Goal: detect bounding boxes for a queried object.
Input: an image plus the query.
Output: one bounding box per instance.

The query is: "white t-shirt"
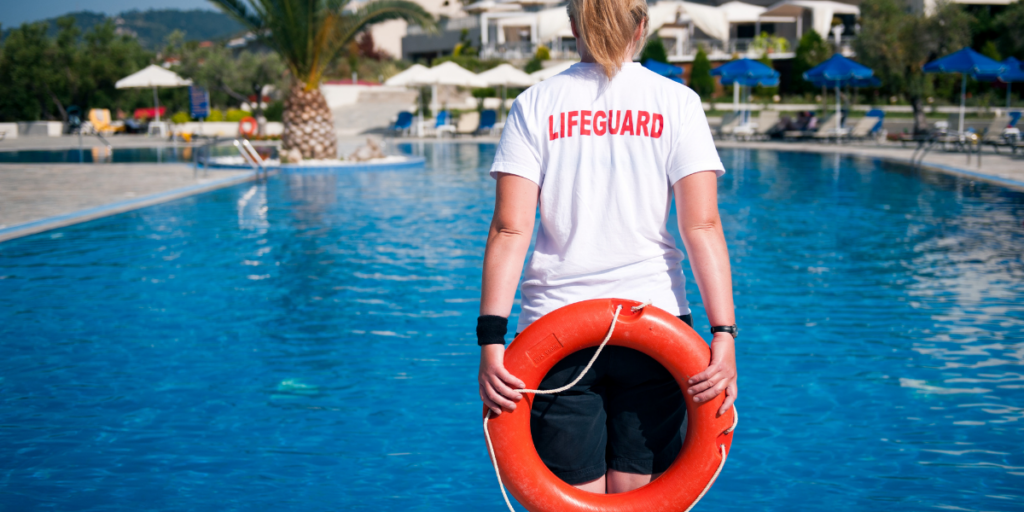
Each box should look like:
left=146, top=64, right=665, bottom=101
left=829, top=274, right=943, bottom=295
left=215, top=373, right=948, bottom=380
left=490, top=62, right=725, bottom=332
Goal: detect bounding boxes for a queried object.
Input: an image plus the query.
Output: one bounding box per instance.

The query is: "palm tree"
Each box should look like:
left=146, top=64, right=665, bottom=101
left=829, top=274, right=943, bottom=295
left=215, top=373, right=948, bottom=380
left=210, top=0, right=436, bottom=159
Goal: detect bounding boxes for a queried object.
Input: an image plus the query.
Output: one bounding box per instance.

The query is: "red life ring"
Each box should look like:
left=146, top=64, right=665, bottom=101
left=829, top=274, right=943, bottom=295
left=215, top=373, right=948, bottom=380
left=238, top=116, right=258, bottom=137
left=484, top=298, right=736, bottom=512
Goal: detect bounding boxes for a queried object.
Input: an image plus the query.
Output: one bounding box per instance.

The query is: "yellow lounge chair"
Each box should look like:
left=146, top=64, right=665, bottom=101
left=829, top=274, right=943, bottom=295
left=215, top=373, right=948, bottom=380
left=88, top=109, right=121, bottom=134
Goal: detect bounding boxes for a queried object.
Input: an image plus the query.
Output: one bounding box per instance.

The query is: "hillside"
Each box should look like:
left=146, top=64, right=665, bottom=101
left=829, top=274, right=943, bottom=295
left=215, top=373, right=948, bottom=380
left=1, top=9, right=245, bottom=49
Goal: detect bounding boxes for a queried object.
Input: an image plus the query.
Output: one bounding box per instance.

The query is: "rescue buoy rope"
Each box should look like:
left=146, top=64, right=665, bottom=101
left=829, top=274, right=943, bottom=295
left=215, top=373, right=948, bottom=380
left=483, top=301, right=737, bottom=512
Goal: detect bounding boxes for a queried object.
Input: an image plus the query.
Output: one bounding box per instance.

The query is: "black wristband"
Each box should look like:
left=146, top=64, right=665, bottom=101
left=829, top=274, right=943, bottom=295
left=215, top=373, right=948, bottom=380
left=477, top=315, right=508, bottom=346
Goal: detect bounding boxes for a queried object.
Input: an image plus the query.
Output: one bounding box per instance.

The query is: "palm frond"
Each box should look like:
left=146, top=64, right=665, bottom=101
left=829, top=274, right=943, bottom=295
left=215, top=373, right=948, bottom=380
left=339, top=0, right=438, bottom=42
left=207, top=0, right=264, bottom=31
left=208, top=0, right=437, bottom=87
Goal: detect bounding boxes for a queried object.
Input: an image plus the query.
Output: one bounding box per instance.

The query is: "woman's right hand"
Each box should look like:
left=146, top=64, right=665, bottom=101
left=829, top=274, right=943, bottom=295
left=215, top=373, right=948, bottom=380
left=478, top=344, right=525, bottom=417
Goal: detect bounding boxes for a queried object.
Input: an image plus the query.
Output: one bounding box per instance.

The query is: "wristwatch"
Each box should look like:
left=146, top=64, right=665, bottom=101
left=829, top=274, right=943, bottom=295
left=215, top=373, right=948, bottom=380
left=710, top=325, right=739, bottom=339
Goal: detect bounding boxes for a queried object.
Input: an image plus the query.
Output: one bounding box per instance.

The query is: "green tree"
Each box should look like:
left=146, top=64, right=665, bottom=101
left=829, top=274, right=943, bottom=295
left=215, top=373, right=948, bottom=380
left=753, top=52, right=778, bottom=99
left=854, top=0, right=972, bottom=134
left=163, top=31, right=286, bottom=133
left=210, top=0, right=437, bottom=159
left=993, top=1, right=1024, bottom=60
left=792, top=30, right=830, bottom=95
left=0, top=22, right=63, bottom=122
left=524, top=45, right=550, bottom=74
left=640, top=35, right=668, bottom=64
left=689, top=46, right=714, bottom=98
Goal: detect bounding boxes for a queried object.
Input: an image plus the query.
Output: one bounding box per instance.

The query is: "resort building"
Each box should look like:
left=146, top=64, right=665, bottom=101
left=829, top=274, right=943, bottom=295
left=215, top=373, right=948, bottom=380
left=375, top=0, right=1013, bottom=65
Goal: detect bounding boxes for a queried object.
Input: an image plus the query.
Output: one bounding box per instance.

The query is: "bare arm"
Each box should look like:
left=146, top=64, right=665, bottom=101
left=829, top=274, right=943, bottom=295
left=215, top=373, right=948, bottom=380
left=477, top=173, right=538, bottom=416
left=673, top=171, right=737, bottom=416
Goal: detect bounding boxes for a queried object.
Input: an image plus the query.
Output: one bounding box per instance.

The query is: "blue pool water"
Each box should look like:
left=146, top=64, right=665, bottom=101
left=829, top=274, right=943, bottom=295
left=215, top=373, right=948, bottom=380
left=1, top=145, right=1022, bottom=511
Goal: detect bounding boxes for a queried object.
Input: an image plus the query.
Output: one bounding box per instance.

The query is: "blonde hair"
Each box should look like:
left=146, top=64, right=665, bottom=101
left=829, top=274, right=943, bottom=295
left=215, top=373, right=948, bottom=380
left=568, top=0, right=649, bottom=79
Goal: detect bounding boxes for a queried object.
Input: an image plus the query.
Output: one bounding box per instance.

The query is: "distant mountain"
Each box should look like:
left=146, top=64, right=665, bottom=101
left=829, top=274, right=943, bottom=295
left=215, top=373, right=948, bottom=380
left=1, top=9, right=246, bottom=50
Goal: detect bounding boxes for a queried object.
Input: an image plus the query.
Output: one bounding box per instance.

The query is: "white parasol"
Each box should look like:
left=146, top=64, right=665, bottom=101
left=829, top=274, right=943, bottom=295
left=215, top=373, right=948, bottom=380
left=529, top=61, right=576, bottom=82
left=115, top=64, right=193, bottom=123
left=478, top=64, right=537, bottom=121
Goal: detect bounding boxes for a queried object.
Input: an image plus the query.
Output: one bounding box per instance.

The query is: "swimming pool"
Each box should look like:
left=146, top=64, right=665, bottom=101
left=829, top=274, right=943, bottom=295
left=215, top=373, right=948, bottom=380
left=1, top=145, right=1022, bottom=511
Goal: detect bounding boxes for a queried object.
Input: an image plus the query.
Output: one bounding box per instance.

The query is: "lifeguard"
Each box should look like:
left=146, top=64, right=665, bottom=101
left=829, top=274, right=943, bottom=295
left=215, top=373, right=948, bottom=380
left=475, top=0, right=739, bottom=503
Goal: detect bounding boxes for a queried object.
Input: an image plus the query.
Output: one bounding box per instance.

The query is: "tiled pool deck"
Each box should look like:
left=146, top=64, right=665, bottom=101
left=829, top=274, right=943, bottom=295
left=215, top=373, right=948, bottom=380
left=1, top=135, right=1020, bottom=244
left=0, top=163, right=254, bottom=242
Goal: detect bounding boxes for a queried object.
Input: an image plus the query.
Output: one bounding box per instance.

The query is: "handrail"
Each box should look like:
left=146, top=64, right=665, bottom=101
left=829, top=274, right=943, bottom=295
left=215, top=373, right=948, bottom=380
left=94, top=132, right=112, bottom=150
left=192, top=137, right=276, bottom=179
left=240, top=139, right=265, bottom=171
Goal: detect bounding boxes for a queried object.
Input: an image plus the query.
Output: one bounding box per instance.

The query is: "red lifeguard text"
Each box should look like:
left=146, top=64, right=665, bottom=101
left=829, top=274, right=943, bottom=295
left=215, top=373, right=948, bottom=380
left=549, top=110, right=663, bottom=140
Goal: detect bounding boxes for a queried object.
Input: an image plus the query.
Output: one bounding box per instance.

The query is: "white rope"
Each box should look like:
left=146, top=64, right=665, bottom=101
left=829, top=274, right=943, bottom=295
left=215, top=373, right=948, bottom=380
left=482, top=301, right=736, bottom=512
left=515, top=305, right=623, bottom=395
left=483, top=304, right=625, bottom=512
left=682, top=444, right=728, bottom=512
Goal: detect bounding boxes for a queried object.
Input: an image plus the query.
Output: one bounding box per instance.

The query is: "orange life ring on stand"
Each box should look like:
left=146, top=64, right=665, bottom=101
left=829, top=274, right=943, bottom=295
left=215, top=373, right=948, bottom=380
left=484, top=298, right=737, bottom=512
left=238, top=116, right=258, bottom=137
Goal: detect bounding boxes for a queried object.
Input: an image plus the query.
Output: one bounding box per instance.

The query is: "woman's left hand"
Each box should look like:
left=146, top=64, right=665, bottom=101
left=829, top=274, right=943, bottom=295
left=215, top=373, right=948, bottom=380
left=686, top=334, right=737, bottom=416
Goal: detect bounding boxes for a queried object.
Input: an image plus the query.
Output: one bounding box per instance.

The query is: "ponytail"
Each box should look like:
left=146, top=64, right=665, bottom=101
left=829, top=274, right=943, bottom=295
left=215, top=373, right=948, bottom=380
left=568, top=0, right=649, bottom=79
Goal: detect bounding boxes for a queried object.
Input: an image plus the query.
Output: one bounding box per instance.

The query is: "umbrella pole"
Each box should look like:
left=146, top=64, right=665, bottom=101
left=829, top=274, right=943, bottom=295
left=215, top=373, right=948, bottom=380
left=501, top=85, right=506, bottom=123
left=733, top=82, right=739, bottom=116
left=959, top=73, right=966, bottom=136
left=835, top=81, right=840, bottom=133
left=1008, top=82, right=1012, bottom=109
left=153, top=86, right=160, bottom=124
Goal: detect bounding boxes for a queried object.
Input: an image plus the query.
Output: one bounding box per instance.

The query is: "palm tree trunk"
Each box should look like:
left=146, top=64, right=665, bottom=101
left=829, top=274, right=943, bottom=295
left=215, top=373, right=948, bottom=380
left=282, top=80, right=337, bottom=159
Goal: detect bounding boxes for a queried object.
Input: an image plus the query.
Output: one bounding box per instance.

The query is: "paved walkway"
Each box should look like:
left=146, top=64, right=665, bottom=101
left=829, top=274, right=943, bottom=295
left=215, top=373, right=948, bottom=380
left=0, top=163, right=253, bottom=243
left=714, top=140, right=1024, bottom=191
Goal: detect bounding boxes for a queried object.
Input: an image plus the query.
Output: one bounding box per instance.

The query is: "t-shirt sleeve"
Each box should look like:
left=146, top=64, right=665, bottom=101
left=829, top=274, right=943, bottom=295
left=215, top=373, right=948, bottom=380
left=666, top=91, right=725, bottom=185
left=490, top=99, right=542, bottom=185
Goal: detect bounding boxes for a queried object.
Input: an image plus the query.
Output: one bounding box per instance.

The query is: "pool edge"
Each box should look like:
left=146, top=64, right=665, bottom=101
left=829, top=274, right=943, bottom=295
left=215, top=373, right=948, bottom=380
left=0, top=170, right=259, bottom=244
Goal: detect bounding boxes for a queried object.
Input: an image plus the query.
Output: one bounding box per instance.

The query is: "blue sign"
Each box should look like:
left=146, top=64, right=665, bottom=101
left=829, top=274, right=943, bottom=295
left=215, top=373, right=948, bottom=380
left=189, top=86, right=210, bottom=119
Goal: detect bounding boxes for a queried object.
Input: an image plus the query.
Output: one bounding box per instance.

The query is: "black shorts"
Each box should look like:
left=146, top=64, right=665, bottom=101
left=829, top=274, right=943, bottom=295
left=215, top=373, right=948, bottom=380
left=525, top=315, right=692, bottom=485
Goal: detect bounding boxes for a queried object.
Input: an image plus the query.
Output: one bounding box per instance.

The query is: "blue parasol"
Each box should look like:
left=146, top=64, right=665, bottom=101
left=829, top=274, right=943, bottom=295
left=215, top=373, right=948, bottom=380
left=924, top=48, right=1005, bottom=134
left=975, top=57, right=1024, bottom=109
left=711, top=59, right=779, bottom=124
left=643, top=60, right=686, bottom=84
left=803, top=55, right=875, bottom=132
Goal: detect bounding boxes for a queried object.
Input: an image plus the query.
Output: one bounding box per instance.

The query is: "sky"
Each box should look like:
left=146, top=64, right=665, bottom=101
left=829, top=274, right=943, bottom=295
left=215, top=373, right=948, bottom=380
left=1, top=0, right=216, bottom=28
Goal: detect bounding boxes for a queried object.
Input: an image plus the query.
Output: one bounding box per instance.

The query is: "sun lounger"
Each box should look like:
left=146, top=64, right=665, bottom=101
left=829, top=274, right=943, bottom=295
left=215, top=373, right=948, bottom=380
left=88, top=109, right=119, bottom=134
left=478, top=110, right=498, bottom=135
left=784, top=113, right=837, bottom=140
left=717, top=112, right=741, bottom=138
left=847, top=116, right=880, bottom=142
left=979, top=115, right=1012, bottom=153
left=434, top=111, right=455, bottom=138
left=753, top=110, right=779, bottom=140
left=810, top=113, right=843, bottom=141
left=389, top=111, right=414, bottom=136
left=456, top=111, right=480, bottom=136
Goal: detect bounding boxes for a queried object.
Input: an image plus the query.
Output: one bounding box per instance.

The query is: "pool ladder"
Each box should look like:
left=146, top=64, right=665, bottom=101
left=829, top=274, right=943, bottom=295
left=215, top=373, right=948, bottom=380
left=194, top=138, right=271, bottom=180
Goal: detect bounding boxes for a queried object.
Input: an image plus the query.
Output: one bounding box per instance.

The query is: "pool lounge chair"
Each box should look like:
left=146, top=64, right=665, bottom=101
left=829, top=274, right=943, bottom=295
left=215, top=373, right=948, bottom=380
left=389, top=111, right=414, bottom=136
left=717, top=112, right=741, bottom=138
left=752, top=110, right=780, bottom=140
left=979, top=115, right=1012, bottom=153
left=455, top=111, right=480, bottom=136
left=477, top=110, right=498, bottom=135
left=88, top=109, right=119, bottom=134
left=784, top=113, right=837, bottom=140
left=847, top=116, right=881, bottom=142
left=434, top=111, right=455, bottom=138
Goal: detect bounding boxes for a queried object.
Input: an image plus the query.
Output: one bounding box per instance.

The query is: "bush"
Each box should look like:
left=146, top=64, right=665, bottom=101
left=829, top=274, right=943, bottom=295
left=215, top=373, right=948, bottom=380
left=690, top=47, right=715, bottom=98
left=264, top=100, right=283, bottom=122
left=170, top=111, right=191, bottom=124
left=640, top=36, right=669, bottom=64
left=207, top=109, right=225, bottom=122
left=226, top=108, right=249, bottom=122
